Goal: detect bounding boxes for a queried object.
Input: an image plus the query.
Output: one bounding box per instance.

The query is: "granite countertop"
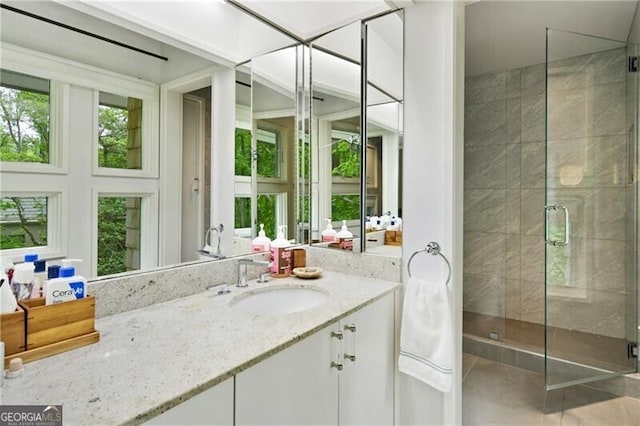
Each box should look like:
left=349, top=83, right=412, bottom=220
left=1, top=270, right=400, bottom=425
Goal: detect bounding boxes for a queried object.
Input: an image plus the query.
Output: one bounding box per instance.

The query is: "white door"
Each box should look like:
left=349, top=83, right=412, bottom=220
left=181, top=96, right=205, bottom=262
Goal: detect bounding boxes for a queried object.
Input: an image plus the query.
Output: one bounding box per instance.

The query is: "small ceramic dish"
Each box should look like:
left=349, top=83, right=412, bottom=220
left=292, top=267, right=323, bottom=279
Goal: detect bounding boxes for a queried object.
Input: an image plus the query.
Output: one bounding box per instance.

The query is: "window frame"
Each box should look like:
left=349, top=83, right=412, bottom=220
left=92, top=89, right=159, bottom=178
left=91, top=188, right=158, bottom=278
left=0, top=185, right=67, bottom=262
left=0, top=74, right=69, bottom=175
left=253, top=111, right=295, bottom=185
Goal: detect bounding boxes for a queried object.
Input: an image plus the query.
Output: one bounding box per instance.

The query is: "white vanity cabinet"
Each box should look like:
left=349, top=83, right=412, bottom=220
left=145, top=377, right=234, bottom=425
left=235, top=291, right=396, bottom=425
left=338, top=291, right=395, bottom=425
left=235, top=321, right=340, bottom=425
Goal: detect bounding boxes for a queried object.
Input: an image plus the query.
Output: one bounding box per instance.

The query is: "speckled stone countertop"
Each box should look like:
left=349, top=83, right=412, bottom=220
left=1, top=271, right=400, bottom=425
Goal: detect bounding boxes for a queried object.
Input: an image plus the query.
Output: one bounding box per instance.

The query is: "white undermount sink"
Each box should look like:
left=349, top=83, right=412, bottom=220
left=229, top=285, right=329, bottom=315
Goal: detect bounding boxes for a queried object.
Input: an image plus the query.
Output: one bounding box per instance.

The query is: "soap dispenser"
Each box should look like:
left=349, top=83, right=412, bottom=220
left=321, top=219, right=338, bottom=242
left=270, top=225, right=291, bottom=277
left=252, top=223, right=272, bottom=253
left=336, top=220, right=354, bottom=251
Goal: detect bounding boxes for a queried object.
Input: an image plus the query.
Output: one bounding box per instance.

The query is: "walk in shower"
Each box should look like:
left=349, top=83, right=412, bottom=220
left=463, top=28, right=638, bottom=392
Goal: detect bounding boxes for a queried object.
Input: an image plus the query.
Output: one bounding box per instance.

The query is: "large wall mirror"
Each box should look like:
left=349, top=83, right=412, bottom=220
left=0, top=1, right=403, bottom=282
left=363, top=10, right=404, bottom=256
left=308, top=11, right=403, bottom=255
left=233, top=45, right=303, bottom=254
left=309, top=21, right=362, bottom=248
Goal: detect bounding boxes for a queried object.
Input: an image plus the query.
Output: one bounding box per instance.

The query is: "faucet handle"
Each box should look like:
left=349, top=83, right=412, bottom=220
left=257, top=272, right=270, bottom=283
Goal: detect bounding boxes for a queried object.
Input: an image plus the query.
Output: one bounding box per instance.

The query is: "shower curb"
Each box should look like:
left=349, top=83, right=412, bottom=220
left=464, top=334, right=640, bottom=399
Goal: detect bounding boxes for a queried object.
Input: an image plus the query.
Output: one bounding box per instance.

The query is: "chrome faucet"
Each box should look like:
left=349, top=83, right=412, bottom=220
left=237, top=258, right=271, bottom=287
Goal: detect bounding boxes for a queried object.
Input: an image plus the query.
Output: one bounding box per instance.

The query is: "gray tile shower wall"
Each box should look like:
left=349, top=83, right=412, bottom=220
left=463, top=47, right=630, bottom=339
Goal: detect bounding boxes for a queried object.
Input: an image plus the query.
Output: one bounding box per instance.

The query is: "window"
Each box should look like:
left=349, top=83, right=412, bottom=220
left=97, top=196, right=141, bottom=276
left=256, top=127, right=281, bottom=178
left=331, top=135, right=361, bottom=178
left=98, top=92, right=143, bottom=170
left=331, top=194, right=360, bottom=221
left=1, top=46, right=160, bottom=275
left=234, top=196, right=252, bottom=237
left=0, top=196, right=47, bottom=249
left=257, top=193, right=278, bottom=239
left=0, top=189, right=63, bottom=260
left=0, top=69, right=50, bottom=164
left=235, top=128, right=252, bottom=177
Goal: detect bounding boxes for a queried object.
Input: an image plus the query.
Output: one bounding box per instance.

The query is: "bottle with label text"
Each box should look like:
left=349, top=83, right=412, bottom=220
left=45, top=264, right=86, bottom=305
left=270, top=226, right=291, bottom=277
left=336, top=220, right=353, bottom=251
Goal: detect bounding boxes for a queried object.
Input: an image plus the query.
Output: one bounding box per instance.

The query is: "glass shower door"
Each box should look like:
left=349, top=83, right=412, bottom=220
left=544, top=28, right=638, bottom=390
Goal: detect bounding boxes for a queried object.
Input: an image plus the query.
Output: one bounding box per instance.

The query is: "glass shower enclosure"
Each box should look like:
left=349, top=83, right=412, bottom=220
left=544, top=28, right=638, bottom=390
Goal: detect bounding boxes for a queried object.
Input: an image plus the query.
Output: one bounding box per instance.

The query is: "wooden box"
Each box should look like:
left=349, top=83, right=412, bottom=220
left=385, top=230, right=396, bottom=244
left=289, top=248, right=306, bottom=269
left=4, top=296, right=99, bottom=368
left=1, top=305, right=26, bottom=355
left=21, top=296, right=97, bottom=349
left=384, top=230, right=402, bottom=246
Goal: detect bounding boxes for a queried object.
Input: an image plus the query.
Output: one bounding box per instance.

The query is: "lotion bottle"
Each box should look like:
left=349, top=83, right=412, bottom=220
left=270, top=226, right=291, bottom=277
left=336, top=220, right=354, bottom=251
left=321, top=219, right=338, bottom=242
left=252, top=224, right=271, bottom=253
left=45, top=260, right=86, bottom=305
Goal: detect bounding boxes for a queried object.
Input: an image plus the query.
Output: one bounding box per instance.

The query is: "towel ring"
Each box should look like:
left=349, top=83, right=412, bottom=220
left=407, top=241, right=452, bottom=287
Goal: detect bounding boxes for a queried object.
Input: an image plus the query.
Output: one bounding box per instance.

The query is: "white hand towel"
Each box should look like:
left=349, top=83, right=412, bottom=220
left=398, top=276, right=453, bottom=393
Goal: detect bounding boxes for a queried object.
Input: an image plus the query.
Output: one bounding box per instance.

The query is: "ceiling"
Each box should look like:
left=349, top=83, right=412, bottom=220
left=465, top=0, right=639, bottom=76
left=7, top=1, right=636, bottom=82
left=233, top=0, right=395, bottom=41
left=0, top=1, right=220, bottom=84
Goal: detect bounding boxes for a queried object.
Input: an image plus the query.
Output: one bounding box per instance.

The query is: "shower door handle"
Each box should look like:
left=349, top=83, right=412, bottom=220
left=544, top=205, right=569, bottom=247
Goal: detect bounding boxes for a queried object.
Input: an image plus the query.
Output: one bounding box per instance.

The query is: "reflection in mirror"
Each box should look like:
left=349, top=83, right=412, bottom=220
left=364, top=10, right=403, bottom=256
left=310, top=22, right=362, bottom=249
left=234, top=66, right=253, bottom=255
left=233, top=46, right=300, bottom=255
left=182, top=87, right=210, bottom=263
left=98, top=92, right=143, bottom=170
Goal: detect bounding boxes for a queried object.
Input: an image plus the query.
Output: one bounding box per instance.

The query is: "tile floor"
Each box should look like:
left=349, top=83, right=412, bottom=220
left=463, top=354, right=640, bottom=425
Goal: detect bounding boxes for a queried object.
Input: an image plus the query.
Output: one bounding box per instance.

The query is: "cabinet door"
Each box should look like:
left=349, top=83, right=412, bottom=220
left=339, top=292, right=395, bottom=425
left=146, top=377, right=233, bottom=425
left=236, top=322, right=340, bottom=425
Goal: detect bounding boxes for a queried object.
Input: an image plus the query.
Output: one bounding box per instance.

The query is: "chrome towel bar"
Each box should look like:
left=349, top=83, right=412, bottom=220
left=407, top=241, right=452, bottom=287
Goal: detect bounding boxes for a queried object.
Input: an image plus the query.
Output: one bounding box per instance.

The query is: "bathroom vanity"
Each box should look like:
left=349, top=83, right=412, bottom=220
left=1, top=270, right=399, bottom=425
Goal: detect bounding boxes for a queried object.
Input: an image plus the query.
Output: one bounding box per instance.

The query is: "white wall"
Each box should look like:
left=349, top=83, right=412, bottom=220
left=211, top=67, right=236, bottom=257
left=401, top=2, right=464, bottom=424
